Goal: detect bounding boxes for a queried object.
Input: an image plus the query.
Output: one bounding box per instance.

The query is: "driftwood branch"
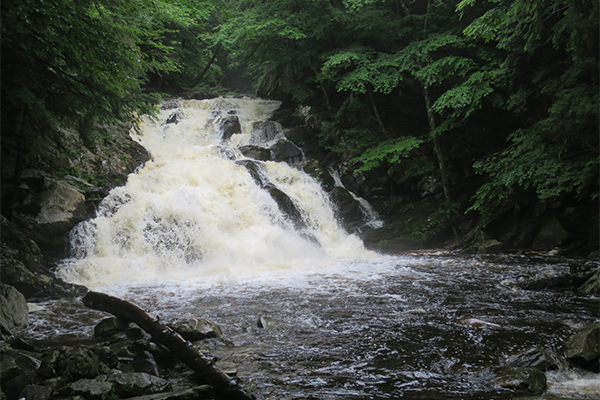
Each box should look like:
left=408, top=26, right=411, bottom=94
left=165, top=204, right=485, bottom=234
left=82, top=291, right=254, bottom=400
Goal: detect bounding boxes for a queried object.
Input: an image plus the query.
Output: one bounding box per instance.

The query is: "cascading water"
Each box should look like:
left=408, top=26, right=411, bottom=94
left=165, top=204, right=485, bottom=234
left=26, top=97, right=598, bottom=399
left=56, top=97, right=373, bottom=288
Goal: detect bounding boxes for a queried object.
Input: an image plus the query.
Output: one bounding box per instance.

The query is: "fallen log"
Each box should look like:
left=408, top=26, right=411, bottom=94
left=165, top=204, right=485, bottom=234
left=82, top=291, right=255, bottom=400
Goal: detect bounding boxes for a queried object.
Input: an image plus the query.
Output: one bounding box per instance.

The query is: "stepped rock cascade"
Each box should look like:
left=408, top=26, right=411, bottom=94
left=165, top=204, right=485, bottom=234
left=56, top=98, right=374, bottom=288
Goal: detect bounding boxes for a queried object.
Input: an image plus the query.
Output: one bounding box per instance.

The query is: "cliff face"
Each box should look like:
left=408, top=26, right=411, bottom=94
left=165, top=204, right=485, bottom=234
left=1, top=122, right=149, bottom=300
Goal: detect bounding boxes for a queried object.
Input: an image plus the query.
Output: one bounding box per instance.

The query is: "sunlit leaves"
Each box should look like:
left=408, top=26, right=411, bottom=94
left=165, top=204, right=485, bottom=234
left=353, top=136, right=424, bottom=172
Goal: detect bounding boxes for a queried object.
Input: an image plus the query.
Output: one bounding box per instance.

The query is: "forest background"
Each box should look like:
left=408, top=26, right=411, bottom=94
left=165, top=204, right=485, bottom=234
left=2, top=0, right=599, bottom=261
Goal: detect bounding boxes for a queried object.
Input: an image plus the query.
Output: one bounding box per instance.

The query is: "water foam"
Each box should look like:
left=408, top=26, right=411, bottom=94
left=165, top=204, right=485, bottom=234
left=57, top=97, right=376, bottom=288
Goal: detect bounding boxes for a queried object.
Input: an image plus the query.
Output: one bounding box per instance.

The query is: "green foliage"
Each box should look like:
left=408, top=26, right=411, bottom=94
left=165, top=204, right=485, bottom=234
left=353, top=136, right=423, bottom=172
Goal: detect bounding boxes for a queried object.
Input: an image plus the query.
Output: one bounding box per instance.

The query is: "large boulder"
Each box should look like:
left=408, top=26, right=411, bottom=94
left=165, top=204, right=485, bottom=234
left=531, top=217, right=570, bottom=249
left=565, top=323, right=600, bottom=372
left=268, top=139, right=303, bottom=164
left=238, top=145, right=271, bottom=162
left=0, top=284, right=28, bottom=339
left=328, top=187, right=365, bottom=233
left=171, top=317, right=223, bottom=341
left=35, top=179, right=88, bottom=237
left=220, top=115, right=241, bottom=141
left=492, top=367, right=547, bottom=395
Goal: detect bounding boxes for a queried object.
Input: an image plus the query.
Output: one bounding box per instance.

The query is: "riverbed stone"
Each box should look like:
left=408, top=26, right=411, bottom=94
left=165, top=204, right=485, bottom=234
left=19, top=384, right=53, bottom=400
left=61, top=378, right=114, bottom=400
left=580, top=269, right=600, bottom=295
left=94, top=317, right=130, bottom=338
left=506, top=347, right=563, bottom=371
left=0, top=349, right=41, bottom=399
left=493, top=367, right=547, bottom=395
left=565, top=322, right=599, bottom=372
left=0, top=284, right=28, bottom=339
left=60, top=348, right=101, bottom=379
left=171, top=317, right=223, bottom=341
left=124, top=385, right=214, bottom=400
left=107, top=372, right=171, bottom=396
left=34, top=179, right=87, bottom=238
left=531, top=217, right=570, bottom=249
left=269, top=139, right=304, bottom=164
left=220, top=115, right=241, bottom=141
left=478, top=239, right=504, bottom=254
left=239, top=145, right=272, bottom=161
left=133, top=350, right=160, bottom=377
left=38, top=349, right=61, bottom=378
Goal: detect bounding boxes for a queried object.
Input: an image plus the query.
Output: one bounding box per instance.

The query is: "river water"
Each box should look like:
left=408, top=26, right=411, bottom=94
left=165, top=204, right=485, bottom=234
left=24, top=98, right=599, bottom=399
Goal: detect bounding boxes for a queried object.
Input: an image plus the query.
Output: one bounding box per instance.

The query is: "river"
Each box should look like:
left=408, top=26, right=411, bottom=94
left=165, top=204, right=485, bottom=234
left=23, top=98, right=599, bottom=399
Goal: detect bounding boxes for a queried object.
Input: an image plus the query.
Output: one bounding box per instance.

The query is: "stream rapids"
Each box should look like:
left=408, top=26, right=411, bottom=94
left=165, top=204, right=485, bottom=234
left=23, top=98, right=599, bottom=399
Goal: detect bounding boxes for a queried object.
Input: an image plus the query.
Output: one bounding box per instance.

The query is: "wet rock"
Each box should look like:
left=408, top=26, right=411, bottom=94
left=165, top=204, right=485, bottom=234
left=531, top=217, right=570, bottom=249
left=124, top=385, right=214, bottom=400
left=239, top=145, right=271, bottom=161
left=266, top=184, right=307, bottom=230
left=493, top=367, right=547, bottom=395
left=477, top=239, right=503, bottom=254
left=35, top=179, right=88, bottom=238
left=94, top=317, right=130, bottom=338
left=236, top=159, right=269, bottom=187
left=38, top=349, right=61, bottom=378
left=107, top=372, right=171, bottom=397
left=61, top=378, right=113, bottom=400
left=165, top=110, right=185, bottom=125
left=506, top=347, right=563, bottom=371
left=250, top=121, right=283, bottom=144
left=301, top=160, right=335, bottom=191
left=0, top=349, right=41, bottom=399
left=171, top=318, right=223, bottom=341
left=328, top=187, right=364, bottom=233
left=220, top=115, right=241, bottom=141
left=257, top=315, right=277, bottom=330
left=133, top=351, right=160, bottom=377
left=92, top=346, right=119, bottom=369
left=580, top=269, right=600, bottom=295
left=0, top=284, right=28, bottom=339
left=269, top=139, right=304, bottom=164
left=60, top=348, right=101, bottom=379
left=19, top=384, right=53, bottom=400
left=565, top=323, right=599, bottom=372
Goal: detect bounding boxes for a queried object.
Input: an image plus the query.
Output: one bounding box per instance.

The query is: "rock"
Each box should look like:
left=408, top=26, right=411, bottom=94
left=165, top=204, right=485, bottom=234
left=565, top=323, right=599, bottom=372
left=62, top=378, right=113, bottom=400
left=492, top=367, right=547, bottom=395
left=257, top=315, right=277, bottom=330
left=92, top=346, right=119, bottom=369
left=171, top=318, right=223, bottom=341
left=239, top=145, right=272, bottom=161
left=506, top=347, right=563, bottom=371
left=0, top=349, right=41, bottom=399
left=531, top=217, right=570, bottom=249
left=236, top=159, right=269, bottom=187
left=477, top=239, right=504, bottom=254
left=328, top=187, right=364, bottom=233
left=37, top=349, right=61, bottom=378
left=133, top=351, right=160, bottom=377
left=580, top=269, right=600, bottom=295
left=94, top=317, right=130, bottom=338
left=19, top=385, right=53, bottom=400
left=35, top=179, right=88, bottom=238
left=301, top=159, right=335, bottom=191
left=268, top=139, right=303, bottom=164
left=60, top=348, right=101, bottom=379
left=220, top=115, right=241, bottom=141
left=108, top=372, right=171, bottom=397
left=0, top=284, right=28, bottom=339
left=124, top=385, right=214, bottom=400
left=250, top=121, right=283, bottom=145
left=266, top=184, right=307, bottom=230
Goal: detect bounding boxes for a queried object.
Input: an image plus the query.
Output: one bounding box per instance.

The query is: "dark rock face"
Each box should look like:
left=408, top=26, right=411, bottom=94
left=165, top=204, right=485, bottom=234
left=220, top=115, right=242, bottom=141
left=328, top=187, right=365, bottom=233
left=239, top=145, right=272, bottom=161
left=531, top=217, right=570, bottom=249
left=492, top=367, right=547, bottom=395
left=565, top=323, right=600, bottom=372
left=0, top=284, right=28, bottom=339
left=506, top=347, right=563, bottom=371
left=269, top=139, right=304, bottom=164
left=266, top=184, right=307, bottom=230
left=250, top=121, right=283, bottom=144
left=170, top=318, right=223, bottom=341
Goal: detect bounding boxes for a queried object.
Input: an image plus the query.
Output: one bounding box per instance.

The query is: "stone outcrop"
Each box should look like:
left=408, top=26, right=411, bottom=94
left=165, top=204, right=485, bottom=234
left=0, top=284, right=28, bottom=339
left=565, top=322, right=600, bottom=372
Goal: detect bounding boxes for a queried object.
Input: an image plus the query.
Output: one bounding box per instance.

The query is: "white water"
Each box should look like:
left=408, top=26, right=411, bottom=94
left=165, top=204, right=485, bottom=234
left=56, top=97, right=375, bottom=288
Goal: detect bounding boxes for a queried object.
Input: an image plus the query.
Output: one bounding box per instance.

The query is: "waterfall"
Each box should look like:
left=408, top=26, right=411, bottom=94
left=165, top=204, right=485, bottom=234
left=56, top=97, right=374, bottom=287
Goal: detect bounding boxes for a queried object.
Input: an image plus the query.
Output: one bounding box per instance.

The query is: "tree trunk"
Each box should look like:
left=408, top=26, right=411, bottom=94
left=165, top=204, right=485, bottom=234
left=367, top=85, right=386, bottom=132
left=190, top=44, right=222, bottom=89
left=422, top=86, right=452, bottom=204
left=82, top=291, right=255, bottom=400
